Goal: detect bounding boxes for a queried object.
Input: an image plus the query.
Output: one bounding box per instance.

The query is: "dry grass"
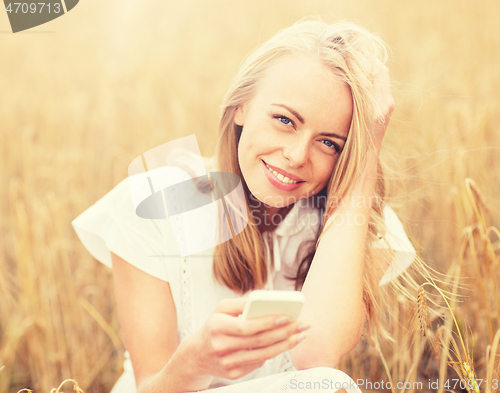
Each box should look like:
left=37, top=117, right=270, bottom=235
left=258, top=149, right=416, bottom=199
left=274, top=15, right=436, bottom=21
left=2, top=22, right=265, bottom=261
left=1, top=0, right=499, bottom=392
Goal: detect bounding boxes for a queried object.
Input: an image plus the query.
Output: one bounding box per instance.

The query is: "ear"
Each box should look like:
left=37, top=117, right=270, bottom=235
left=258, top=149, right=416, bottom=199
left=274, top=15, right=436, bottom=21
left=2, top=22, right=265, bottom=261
left=234, top=105, right=245, bottom=126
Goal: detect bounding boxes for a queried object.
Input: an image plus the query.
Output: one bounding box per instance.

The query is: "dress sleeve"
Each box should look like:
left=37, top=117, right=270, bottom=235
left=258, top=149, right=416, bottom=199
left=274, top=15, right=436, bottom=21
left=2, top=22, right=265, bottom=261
left=72, top=175, right=179, bottom=282
left=371, top=205, right=417, bottom=287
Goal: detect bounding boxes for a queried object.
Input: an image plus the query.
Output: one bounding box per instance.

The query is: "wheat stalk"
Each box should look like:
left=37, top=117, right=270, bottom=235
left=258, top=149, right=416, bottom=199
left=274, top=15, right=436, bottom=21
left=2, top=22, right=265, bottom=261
left=466, top=178, right=490, bottom=214
left=50, top=379, right=85, bottom=393
left=417, top=285, right=428, bottom=337
left=16, top=379, right=85, bottom=393
left=461, top=362, right=481, bottom=393
left=465, top=178, right=489, bottom=232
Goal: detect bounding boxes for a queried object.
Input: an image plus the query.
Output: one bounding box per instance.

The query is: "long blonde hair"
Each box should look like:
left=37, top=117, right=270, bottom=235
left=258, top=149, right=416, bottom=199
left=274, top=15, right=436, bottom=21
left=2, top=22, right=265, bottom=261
left=199, top=16, right=447, bottom=343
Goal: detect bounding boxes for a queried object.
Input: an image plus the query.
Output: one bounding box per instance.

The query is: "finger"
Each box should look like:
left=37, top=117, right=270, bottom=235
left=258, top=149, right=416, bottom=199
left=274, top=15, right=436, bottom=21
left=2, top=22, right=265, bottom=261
left=221, top=331, right=305, bottom=369
left=350, top=55, right=372, bottom=92
left=212, top=297, right=248, bottom=316
left=372, top=66, right=390, bottom=92
left=371, top=66, right=393, bottom=119
left=232, top=320, right=310, bottom=352
left=220, top=358, right=266, bottom=380
left=213, top=313, right=292, bottom=336
left=373, top=67, right=391, bottom=95
left=372, top=59, right=386, bottom=76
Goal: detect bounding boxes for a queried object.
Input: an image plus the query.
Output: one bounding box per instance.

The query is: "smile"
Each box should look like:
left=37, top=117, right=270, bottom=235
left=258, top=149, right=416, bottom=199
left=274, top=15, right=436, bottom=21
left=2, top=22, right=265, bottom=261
left=263, top=161, right=300, bottom=184
left=261, top=160, right=305, bottom=192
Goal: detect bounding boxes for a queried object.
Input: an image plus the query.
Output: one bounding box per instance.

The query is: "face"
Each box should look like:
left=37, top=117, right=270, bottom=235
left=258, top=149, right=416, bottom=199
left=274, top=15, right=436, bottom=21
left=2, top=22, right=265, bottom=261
left=234, top=54, right=353, bottom=208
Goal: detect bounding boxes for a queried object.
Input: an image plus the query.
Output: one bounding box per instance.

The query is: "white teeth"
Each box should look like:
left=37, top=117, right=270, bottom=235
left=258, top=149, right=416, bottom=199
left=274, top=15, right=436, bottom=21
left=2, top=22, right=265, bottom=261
left=264, top=162, right=299, bottom=184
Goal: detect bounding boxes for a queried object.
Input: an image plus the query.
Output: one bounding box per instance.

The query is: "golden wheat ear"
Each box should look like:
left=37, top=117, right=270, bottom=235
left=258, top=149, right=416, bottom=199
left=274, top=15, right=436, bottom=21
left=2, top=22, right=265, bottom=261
left=460, top=362, right=480, bottom=393
left=417, top=284, right=428, bottom=337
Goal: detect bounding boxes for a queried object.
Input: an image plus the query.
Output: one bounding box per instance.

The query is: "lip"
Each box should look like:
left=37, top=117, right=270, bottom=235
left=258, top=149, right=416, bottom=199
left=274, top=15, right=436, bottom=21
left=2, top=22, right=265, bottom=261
left=262, top=160, right=305, bottom=182
left=262, top=160, right=304, bottom=192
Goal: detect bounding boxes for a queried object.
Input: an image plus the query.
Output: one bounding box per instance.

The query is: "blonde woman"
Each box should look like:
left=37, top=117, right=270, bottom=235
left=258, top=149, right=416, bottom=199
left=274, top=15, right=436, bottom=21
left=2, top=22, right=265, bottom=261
left=73, top=17, right=422, bottom=393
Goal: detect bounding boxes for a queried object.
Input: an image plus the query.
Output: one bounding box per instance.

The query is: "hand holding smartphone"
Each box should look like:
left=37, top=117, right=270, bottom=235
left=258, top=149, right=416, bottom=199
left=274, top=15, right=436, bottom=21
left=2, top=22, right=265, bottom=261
left=240, top=290, right=305, bottom=321
left=189, top=294, right=309, bottom=382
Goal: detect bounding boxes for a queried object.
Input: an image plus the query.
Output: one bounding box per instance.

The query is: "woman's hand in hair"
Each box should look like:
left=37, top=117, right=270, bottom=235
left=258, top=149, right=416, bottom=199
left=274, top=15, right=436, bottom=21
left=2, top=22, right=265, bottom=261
left=182, top=297, right=310, bottom=383
left=370, top=60, right=394, bottom=155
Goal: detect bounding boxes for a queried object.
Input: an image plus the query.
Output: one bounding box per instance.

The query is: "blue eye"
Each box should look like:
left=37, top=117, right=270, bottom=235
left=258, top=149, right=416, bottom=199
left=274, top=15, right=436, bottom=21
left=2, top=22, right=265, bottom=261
left=322, top=139, right=341, bottom=153
left=273, top=114, right=293, bottom=126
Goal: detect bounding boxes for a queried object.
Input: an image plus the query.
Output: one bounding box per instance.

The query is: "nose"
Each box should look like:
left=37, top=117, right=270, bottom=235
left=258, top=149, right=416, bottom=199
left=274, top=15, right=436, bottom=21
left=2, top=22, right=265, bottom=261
left=283, top=135, right=309, bottom=168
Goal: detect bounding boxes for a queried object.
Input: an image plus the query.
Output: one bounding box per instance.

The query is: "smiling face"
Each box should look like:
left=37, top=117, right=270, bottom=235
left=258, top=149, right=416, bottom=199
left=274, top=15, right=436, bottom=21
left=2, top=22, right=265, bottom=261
left=235, top=54, right=353, bottom=208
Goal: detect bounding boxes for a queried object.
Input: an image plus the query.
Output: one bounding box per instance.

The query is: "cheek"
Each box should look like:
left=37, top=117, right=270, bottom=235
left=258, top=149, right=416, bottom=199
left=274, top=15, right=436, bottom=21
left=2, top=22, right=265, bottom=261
left=238, top=128, right=252, bottom=160
left=244, top=113, right=272, bottom=141
left=238, top=122, right=267, bottom=160
left=318, top=171, right=331, bottom=186
left=237, top=135, right=247, bottom=171
left=316, top=160, right=337, bottom=186
left=237, top=127, right=258, bottom=176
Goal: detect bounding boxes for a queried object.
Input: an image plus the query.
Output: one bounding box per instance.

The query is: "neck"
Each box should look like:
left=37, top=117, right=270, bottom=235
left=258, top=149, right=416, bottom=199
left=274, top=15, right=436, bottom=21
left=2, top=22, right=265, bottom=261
left=255, top=203, right=293, bottom=234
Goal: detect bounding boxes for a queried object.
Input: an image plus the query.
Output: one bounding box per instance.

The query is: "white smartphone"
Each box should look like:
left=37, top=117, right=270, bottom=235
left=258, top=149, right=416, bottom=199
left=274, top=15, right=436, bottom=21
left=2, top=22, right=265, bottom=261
left=240, top=290, right=305, bottom=321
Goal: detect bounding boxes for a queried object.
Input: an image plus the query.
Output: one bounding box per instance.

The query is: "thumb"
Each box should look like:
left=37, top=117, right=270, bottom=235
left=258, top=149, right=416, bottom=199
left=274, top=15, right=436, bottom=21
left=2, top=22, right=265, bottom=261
left=212, top=297, right=249, bottom=316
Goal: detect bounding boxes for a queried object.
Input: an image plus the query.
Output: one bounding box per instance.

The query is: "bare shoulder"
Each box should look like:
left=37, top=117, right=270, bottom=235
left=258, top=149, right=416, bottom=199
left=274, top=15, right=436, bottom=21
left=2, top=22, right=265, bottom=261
left=110, top=252, right=179, bottom=390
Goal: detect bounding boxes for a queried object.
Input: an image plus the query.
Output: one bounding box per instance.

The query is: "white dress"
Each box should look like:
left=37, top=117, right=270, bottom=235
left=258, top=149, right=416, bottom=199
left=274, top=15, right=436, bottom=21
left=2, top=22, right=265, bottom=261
left=72, top=162, right=416, bottom=393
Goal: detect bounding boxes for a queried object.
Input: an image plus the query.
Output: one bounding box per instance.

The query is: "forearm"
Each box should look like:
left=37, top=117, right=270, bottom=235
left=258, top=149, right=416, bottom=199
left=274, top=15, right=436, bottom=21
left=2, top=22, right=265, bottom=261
left=290, top=151, right=378, bottom=369
left=138, top=337, right=214, bottom=393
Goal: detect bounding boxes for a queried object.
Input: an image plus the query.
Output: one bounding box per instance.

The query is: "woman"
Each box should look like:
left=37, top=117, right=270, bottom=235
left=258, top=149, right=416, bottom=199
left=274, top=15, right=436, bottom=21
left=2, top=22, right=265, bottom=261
left=73, top=17, right=422, bottom=392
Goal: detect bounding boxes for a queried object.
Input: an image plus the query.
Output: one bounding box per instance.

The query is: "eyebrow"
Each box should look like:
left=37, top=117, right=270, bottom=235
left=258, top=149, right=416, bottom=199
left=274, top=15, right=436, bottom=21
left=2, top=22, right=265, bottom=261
left=270, top=103, right=347, bottom=142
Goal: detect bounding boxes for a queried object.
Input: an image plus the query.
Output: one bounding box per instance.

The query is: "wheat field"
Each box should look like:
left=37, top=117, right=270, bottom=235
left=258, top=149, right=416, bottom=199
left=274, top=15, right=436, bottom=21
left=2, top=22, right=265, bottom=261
left=0, top=0, right=499, bottom=392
